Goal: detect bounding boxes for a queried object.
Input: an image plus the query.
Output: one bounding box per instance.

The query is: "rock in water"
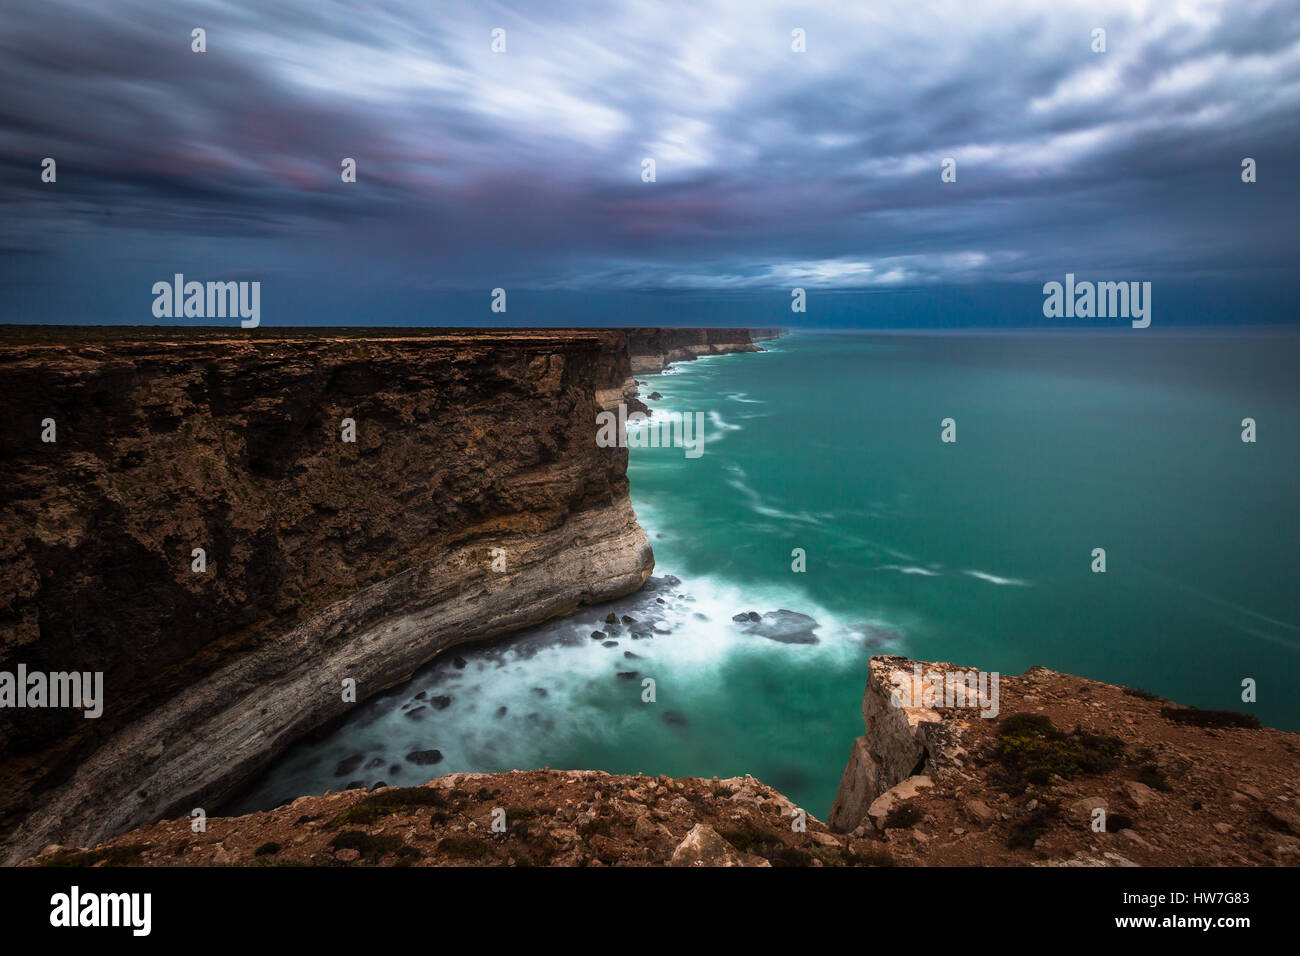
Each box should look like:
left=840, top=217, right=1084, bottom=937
left=334, top=754, right=365, bottom=778
left=406, top=750, right=443, bottom=766
left=737, top=609, right=820, bottom=644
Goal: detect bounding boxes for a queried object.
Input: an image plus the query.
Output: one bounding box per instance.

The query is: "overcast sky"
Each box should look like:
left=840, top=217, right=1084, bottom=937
left=1, top=0, right=1297, bottom=324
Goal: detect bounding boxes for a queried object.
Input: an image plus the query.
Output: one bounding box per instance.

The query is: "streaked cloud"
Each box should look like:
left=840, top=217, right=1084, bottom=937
left=1, top=0, right=1296, bottom=321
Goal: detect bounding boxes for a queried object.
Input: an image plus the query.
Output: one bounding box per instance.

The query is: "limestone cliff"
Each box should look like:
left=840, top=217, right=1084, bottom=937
left=625, top=328, right=770, bottom=375
left=0, top=328, right=656, bottom=863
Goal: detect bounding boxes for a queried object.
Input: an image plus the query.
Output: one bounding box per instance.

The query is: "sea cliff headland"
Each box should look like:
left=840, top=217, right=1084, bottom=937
left=0, top=325, right=768, bottom=863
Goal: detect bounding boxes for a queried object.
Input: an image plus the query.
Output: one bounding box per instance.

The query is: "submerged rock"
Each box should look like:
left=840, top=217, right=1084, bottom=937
left=737, top=609, right=820, bottom=644
left=602, top=640, right=619, bottom=648
left=406, top=749, right=444, bottom=766
left=334, top=754, right=365, bottom=778
left=430, top=695, right=452, bottom=710
left=851, top=622, right=901, bottom=649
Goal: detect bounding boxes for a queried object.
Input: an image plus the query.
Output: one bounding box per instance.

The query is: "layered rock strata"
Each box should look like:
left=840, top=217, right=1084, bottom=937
left=625, top=328, right=770, bottom=375
left=0, top=328, right=655, bottom=863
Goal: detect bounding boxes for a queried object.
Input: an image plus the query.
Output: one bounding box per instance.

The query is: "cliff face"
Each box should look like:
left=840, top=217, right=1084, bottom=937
left=625, top=328, right=766, bottom=375
left=0, top=329, right=654, bottom=863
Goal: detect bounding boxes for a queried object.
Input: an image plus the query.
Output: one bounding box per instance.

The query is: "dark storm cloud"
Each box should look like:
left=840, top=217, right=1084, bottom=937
left=0, top=0, right=1297, bottom=307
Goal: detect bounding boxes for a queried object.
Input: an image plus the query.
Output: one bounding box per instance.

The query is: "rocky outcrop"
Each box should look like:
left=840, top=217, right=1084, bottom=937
left=20, top=769, right=885, bottom=868
left=0, top=328, right=659, bottom=863
left=828, top=656, right=1300, bottom=866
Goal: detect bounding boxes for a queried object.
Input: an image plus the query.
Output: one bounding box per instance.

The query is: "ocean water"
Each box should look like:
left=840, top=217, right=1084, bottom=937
left=228, top=329, right=1300, bottom=820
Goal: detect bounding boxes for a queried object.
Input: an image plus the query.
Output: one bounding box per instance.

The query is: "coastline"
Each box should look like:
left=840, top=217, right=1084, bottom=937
left=0, top=326, right=770, bottom=863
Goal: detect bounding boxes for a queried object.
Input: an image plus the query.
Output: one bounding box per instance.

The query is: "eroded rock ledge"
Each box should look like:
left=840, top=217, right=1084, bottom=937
left=21, top=770, right=881, bottom=868
left=827, top=656, right=1300, bottom=866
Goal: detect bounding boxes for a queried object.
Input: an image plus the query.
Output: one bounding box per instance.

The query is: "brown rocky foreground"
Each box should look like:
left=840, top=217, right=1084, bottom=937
left=21, top=770, right=887, bottom=868
left=21, top=655, right=1300, bottom=867
left=827, top=656, right=1300, bottom=866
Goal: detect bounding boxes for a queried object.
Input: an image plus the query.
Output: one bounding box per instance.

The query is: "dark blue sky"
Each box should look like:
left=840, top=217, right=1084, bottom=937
left=1, top=0, right=1297, bottom=327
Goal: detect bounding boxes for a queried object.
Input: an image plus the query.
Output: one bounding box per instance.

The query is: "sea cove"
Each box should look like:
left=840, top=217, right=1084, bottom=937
left=229, top=329, right=1300, bottom=821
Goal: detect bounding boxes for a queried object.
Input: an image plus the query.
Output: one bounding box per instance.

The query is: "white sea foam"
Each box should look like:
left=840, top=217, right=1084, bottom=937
left=707, top=410, right=742, bottom=432
left=724, top=464, right=823, bottom=526
left=880, top=564, right=941, bottom=577
left=230, top=552, right=892, bottom=813
left=963, top=569, right=1031, bottom=587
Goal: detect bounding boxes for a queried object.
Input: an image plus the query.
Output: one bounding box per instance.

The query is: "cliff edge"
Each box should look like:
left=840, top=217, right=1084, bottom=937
left=828, top=656, right=1300, bottom=865
left=0, top=328, right=656, bottom=863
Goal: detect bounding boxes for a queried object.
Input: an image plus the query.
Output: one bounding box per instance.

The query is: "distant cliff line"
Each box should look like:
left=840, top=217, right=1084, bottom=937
left=0, top=326, right=776, bottom=863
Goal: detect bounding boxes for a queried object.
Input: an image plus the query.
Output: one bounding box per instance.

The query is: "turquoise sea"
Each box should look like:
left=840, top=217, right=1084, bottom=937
left=230, top=330, right=1300, bottom=820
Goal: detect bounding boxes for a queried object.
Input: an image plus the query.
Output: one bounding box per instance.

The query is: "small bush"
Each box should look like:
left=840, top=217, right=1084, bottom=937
left=329, top=830, right=406, bottom=861
left=329, top=786, right=448, bottom=827
left=993, top=713, right=1124, bottom=794
left=1160, top=705, right=1260, bottom=729
left=39, top=845, right=147, bottom=867
left=1122, top=687, right=1164, bottom=701
left=436, top=835, right=492, bottom=861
